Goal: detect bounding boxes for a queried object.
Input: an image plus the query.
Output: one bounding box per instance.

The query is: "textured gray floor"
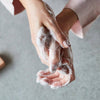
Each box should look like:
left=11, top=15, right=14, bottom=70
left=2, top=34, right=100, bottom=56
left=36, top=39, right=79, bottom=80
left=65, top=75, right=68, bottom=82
left=0, top=0, right=100, bottom=100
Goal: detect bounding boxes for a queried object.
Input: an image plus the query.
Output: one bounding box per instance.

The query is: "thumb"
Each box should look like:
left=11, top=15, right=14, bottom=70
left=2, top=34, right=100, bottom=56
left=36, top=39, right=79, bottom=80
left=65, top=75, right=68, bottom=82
left=43, top=2, right=70, bottom=48
left=49, top=39, right=61, bottom=72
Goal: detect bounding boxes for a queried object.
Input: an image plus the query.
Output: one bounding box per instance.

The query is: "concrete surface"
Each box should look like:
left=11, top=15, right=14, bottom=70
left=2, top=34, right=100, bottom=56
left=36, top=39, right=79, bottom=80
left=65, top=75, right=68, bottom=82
left=0, top=0, right=100, bottom=100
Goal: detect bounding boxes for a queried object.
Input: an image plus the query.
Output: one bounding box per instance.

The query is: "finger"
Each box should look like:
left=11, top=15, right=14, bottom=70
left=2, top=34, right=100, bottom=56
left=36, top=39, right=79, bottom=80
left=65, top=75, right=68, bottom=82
left=36, top=69, right=50, bottom=84
left=35, top=26, right=52, bottom=66
left=37, top=70, right=44, bottom=76
left=50, top=77, right=69, bottom=89
left=43, top=76, right=61, bottom=85
left=37, top=69, right=50, bottom=76
left=36, top=27, right=50, bottom=61
left=36, top=74, right=51, bottom=84
left=53, top=77, right=69, bottom=86
left=37, top=73, right=61, bottom=85
left=46, top=71, right=59, bottom=79
left=43, top=2, right=69, bottom=48
left=57, top=65, right=72, bottom=82
left=49, top=39, right=61, bottom=72
left=40, top=71, right=51, bottom=76
left=38, top=78, right=49, bottom=86
left=44, top=18, right=70, bottom=48
left=41, top=59, right=49, bottom=66
left=43, top=78, right=53, bottom=85
left=52, top=77, right=61, bottom=83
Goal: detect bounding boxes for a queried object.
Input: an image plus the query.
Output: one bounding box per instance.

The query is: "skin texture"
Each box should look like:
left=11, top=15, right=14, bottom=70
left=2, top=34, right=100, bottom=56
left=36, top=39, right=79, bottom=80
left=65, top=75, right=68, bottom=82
left=36, top=7, right=78, bottom=88
left=20, top=0, right=78, bottom=88
left=19, top=0, right=73, bottom=69
left=35, top=5, right=78, bottom=72
left=37, top=47, right=75, bottom=89
left=20, top=0, right=69, bottom=47
left=0, top=57, right=5, bottom=69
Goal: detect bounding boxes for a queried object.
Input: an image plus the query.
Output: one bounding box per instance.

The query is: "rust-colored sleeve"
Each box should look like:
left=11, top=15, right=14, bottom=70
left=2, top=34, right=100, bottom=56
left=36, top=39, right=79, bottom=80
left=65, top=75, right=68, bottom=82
left=66, top=0, right=99, bottom=38
left=0, top=0, right=24, bottom=15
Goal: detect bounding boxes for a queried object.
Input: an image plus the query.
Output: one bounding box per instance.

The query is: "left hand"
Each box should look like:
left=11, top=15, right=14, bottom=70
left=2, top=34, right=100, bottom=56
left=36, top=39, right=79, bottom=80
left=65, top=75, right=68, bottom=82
left=36, top=46, right=75, bottom=89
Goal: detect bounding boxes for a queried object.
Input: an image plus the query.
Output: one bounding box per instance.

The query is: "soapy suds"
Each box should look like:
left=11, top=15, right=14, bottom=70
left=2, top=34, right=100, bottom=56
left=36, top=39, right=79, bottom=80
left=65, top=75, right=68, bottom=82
left=36, top=27, right=47, bottom=61
left=36, top=27, right=72, bottom=89
left=49, top=29, right=57, bottom=41
left=36, top=69, right=50, bottom=86
left=36, top=62, right=72, bottom=89
left=50, top=63, right=72, bottom=89
left=36, top=27, right=51, bottom=61
left=37, top=77, right=48, bottom=86
left=41, top=2, right=61, bottom=44
left=36, top=70, right=44, bottom=76
left=49, top=39, right=60, bottom=72
left=37, top=26, right=60, bottom=72
left=44, top=2, right=55, bottom=18
left=36, top=2, right=73, bottom=89
left=36, top=70, right=49, bottom=86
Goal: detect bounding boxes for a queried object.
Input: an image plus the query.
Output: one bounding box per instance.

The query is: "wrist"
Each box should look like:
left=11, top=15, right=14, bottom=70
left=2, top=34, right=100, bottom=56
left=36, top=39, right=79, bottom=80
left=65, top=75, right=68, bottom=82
left=19, top=0, right=42, bottom=9
left=56, top=8, right=78, bottom=34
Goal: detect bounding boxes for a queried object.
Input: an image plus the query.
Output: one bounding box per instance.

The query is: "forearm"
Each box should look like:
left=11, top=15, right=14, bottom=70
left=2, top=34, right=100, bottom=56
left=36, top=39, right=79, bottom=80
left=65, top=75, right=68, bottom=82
left=56, top=8, right=78, bottom=35
left=19, top=0, right=42, bottom=9
left=66, top=0, right=98, bottom=28
left=61, top=0, right=99, bottom=38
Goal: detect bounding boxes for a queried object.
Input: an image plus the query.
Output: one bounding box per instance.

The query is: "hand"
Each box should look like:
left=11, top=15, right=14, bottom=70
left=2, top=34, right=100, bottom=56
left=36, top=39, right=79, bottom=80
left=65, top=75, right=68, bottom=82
left=35, top=26, right=61, bottom=72
left=36, top=7, right=78, bottom=89
left=36, top=46, right=75, bottom=89
left=20, top=0, right=69, bottom=47
left=48, top=7, right=78, bottom=72
left=19, top=0, right=70, bottom=67
left=37, top=7, right=78, bottom=67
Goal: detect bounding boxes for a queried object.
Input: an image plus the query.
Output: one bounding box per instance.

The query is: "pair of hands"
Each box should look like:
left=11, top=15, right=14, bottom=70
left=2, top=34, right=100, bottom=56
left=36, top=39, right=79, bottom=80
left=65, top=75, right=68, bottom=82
left=36, top=26, right=75, bottom=88
left=20, top=0, right=77, bottom=88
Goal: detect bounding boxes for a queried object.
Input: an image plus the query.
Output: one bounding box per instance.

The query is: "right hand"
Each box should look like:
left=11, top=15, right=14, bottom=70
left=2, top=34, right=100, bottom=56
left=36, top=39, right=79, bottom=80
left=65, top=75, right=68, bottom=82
left=20, top=0, right=69, bottom=47
left=19, top=0, right=70, bottom=67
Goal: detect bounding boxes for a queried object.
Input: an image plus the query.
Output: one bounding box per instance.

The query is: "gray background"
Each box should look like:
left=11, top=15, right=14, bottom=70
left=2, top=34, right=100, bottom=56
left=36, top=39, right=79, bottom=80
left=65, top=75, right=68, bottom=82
left=0, top=0, right=100, bottom=100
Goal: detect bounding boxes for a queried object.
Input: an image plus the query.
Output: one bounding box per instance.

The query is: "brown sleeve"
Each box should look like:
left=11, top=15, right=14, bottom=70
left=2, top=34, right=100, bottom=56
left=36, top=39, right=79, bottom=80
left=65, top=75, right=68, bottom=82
left=0, top=0, right=24, bottom=15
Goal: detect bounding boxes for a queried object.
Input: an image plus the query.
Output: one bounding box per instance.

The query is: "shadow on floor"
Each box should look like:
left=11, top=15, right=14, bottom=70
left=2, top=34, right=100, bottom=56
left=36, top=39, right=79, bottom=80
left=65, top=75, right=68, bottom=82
left=0, top=52, right=13, bottom=74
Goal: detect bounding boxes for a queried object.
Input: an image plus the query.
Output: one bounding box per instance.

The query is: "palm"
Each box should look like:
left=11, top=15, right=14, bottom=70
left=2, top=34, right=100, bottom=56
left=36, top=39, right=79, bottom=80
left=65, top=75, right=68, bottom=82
left=36, top=46, right=75, bottom=89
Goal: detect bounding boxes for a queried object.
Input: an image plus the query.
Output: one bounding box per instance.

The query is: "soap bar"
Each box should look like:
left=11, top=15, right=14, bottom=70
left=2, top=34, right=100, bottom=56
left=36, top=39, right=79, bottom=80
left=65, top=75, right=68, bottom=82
left=0, top=57, right=5, bottom=69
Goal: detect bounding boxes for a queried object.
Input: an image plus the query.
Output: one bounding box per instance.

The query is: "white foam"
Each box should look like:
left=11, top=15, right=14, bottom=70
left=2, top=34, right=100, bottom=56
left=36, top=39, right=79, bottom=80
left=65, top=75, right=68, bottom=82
left=36, top=27, right=48, bottom=61
left=49, top=29, right=57, bottom=42
left=36, top=70, right=44, bottom=76
left=50, top=85, right=60, bottom=89
left=36, top=77, right=40, bottom=83
left=37, top=77, right=48, bottom=86
left=49, top=39, right=61, bottom=72
left=50, top=63, right=72, bottom=89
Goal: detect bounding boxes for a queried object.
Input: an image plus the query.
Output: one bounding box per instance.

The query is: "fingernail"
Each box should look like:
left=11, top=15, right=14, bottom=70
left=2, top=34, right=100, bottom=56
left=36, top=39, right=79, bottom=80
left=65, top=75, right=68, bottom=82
left=63, top=40, right=71, bottom=48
